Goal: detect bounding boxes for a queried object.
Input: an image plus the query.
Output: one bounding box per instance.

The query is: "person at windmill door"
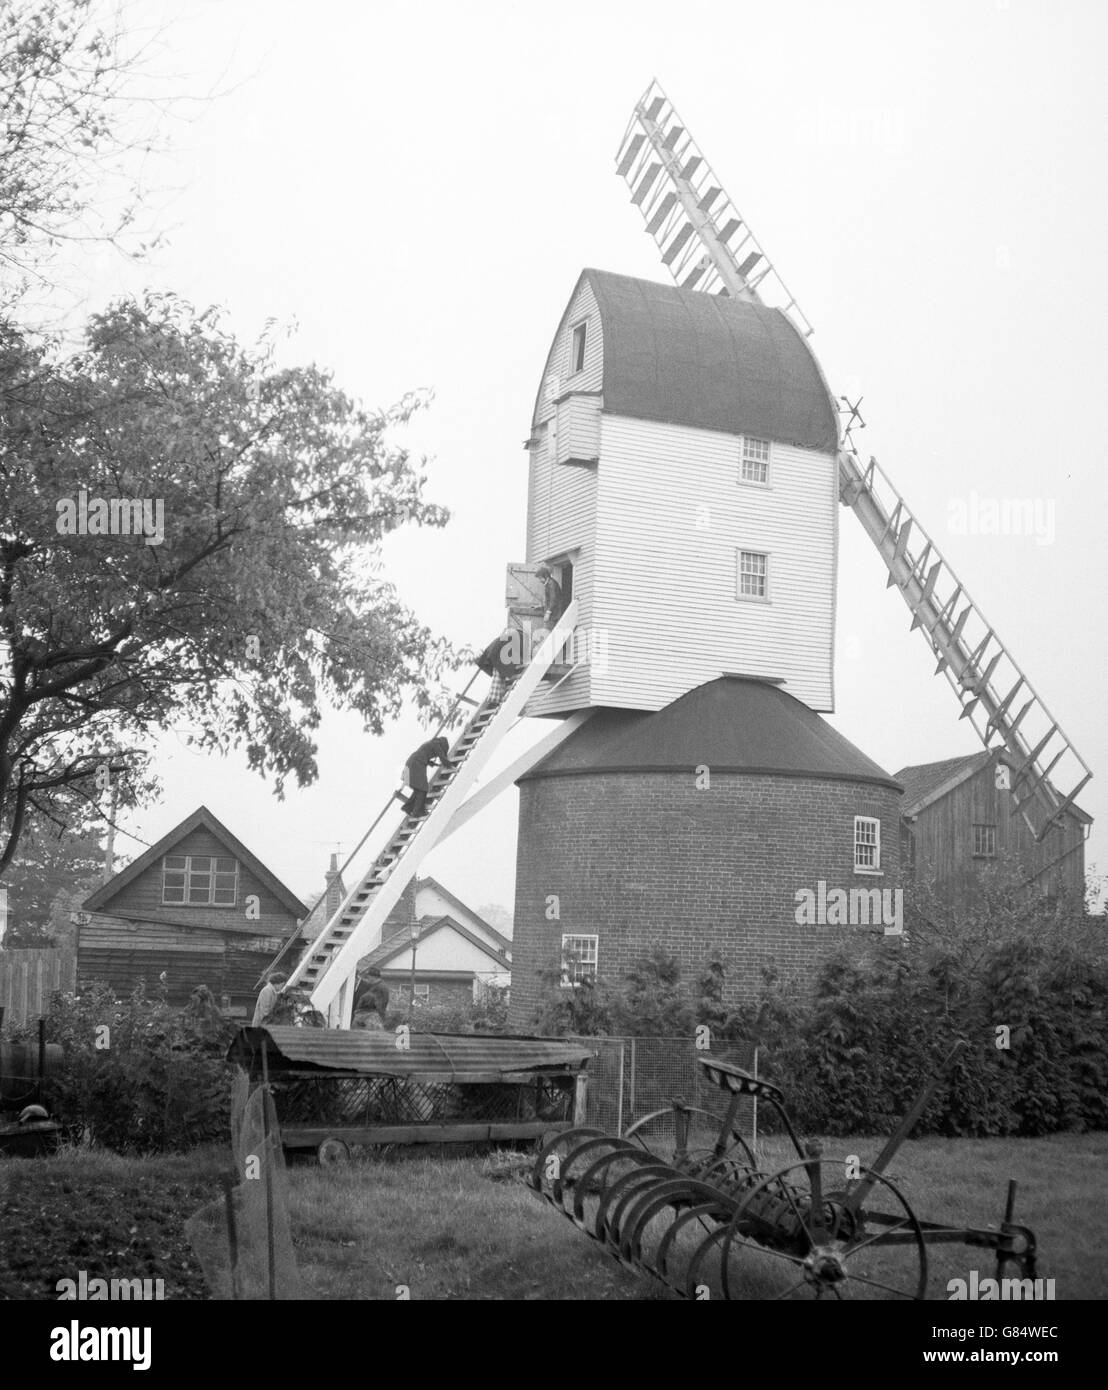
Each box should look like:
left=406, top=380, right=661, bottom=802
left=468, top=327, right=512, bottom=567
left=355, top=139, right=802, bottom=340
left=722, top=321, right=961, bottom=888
left=398, top=735, right=451, bottom=819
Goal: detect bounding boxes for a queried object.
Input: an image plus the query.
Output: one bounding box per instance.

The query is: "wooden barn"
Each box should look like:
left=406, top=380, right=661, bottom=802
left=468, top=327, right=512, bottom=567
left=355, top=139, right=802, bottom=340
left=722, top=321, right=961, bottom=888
left=898, top=751, right=1089, bottom=907
left=79, top=806, right=307, bottom=1016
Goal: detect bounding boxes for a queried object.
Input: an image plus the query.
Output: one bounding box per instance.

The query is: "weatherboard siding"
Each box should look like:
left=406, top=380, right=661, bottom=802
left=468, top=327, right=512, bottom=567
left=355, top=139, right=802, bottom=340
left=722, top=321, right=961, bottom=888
left=589, top=415, right=837, bottom=712
left=533, top=279, right=603, bottom=424
left=99, top=827, right=298, bottom=937
left=525, top=402, right=598, bottom=716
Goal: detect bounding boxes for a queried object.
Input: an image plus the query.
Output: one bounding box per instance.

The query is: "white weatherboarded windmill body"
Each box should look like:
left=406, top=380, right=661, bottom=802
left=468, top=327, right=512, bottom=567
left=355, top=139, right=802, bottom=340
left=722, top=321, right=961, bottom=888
left=282, top=80, right=1091, bottom=1027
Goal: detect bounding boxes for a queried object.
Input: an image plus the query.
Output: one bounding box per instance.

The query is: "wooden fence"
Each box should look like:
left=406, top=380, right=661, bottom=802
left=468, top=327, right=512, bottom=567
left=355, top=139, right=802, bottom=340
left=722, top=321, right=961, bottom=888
left=0, top=948, right=76, bottom=1031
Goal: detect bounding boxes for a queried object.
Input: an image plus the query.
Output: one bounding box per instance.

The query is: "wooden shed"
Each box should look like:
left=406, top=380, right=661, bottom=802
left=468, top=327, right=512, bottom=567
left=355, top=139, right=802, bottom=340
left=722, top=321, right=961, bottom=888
left=79, top=806, right=307, bottom=1015
left=897, top=750, right=1089, bottom=907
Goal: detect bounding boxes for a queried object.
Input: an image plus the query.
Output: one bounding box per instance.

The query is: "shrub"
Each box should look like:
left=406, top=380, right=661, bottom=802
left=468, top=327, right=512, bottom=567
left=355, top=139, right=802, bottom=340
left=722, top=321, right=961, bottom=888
left=12, top=981, right=235, bottom=1153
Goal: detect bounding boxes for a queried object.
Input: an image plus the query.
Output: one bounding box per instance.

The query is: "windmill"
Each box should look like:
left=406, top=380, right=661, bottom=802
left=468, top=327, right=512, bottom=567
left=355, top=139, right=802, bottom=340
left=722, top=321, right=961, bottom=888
left=613, top=79, right=1090, bottom=844
left=281, top=79, right=1091, bottom=1031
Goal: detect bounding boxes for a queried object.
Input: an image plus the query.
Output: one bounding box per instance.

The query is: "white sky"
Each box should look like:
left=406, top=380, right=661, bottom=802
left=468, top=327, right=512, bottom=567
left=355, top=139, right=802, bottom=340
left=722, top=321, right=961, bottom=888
left=71, top=0, right=1107, bottom=916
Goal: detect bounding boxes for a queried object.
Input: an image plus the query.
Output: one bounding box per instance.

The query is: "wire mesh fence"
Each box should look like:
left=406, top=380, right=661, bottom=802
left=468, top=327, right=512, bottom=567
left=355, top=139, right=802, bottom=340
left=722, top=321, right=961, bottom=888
left=185, top=1071, right=303, bottom=1299
left=567, top=1036, right=759, bottom=1143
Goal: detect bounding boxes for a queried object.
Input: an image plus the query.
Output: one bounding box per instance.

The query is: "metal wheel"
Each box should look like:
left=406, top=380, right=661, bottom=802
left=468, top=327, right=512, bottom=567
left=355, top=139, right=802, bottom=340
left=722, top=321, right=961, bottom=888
left=721, top=1158, right=928, bottom=1300
left=623, top=1104, right=756, bottom=1178
left=317, top=1137, right=351, bottom=1166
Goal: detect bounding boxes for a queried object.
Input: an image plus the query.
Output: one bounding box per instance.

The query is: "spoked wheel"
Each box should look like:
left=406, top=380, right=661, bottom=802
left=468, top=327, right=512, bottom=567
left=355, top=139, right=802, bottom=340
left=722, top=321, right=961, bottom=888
left=623, top=1104, right=756, bottom=1180
left=721, top=1159, right=928, bottom=1300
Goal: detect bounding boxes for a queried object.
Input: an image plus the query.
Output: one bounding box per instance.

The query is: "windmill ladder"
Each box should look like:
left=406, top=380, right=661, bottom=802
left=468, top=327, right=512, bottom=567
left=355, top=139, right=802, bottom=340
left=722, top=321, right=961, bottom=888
left=286, top=601, right=580, bottom=1026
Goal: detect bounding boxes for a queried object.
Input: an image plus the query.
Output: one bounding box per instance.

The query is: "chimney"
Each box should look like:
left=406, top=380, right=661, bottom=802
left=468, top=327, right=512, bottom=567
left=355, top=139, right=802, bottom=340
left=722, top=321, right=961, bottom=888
left=324, top=852, right=344, bottom=918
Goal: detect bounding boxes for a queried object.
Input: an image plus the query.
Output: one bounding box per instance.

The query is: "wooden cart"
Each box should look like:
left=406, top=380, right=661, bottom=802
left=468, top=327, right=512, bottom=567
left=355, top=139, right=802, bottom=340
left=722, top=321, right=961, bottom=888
left=228, top=1026, right=591, bottom=1163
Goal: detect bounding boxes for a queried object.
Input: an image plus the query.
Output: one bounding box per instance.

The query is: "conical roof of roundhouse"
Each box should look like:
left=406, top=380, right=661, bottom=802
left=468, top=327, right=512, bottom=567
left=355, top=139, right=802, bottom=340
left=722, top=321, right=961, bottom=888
left=519, top=677, right=900, bottom=790
left=536, top=269, right=839, bottom=453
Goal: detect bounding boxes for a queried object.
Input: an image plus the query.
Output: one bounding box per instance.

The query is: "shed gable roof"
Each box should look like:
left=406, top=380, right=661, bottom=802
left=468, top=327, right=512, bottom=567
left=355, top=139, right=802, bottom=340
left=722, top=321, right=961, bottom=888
left=535, top=269, right=839, bottom=452
left=83, top=805, right=308, bottom=917
left=895, top=751, right=1093, bottom=823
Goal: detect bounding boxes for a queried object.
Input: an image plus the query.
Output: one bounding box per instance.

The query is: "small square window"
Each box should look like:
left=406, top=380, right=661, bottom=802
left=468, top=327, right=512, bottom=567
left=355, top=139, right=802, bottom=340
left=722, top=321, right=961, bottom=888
left=571, top=322, right=587, bottom=375
left=561, top=934, right=598, bottom=987
left=413, top=983, right=430, bottom=999
left=854, top=817, right=881, bottom=872
left=973, top=824, right=997, bottom=857
left=741, top=437, right=770, bottom=484
left=737, top=550, right=768, bottom=600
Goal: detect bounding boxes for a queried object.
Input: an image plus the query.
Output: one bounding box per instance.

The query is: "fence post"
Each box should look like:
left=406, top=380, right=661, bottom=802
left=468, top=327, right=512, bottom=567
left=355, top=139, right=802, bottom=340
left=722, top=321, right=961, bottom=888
left=616, top=1041, right=625, bottom=1136
left=629, top=1038, right=636, bottom=1124
left=573, top=1070, right=588, bottom=1127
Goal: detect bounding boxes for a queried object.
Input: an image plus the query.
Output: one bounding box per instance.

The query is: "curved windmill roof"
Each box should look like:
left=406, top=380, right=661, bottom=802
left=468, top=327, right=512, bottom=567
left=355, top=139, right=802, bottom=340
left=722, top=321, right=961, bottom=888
left=519, top=677, right=900, bottom=789
left=538, top=269, right=839, bottom=453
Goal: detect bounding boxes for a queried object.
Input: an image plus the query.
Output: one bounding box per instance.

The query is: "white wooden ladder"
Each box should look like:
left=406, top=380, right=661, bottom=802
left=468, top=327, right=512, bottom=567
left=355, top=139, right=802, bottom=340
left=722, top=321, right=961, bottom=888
left=286, top=602, right=580, bottom=1025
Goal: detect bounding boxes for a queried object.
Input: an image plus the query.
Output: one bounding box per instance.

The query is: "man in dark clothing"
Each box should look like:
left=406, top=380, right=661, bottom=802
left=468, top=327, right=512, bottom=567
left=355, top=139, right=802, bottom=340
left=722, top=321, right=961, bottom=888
left=537, top=565, right=564, bottom=626
left=400, top=735, right=450, bottom=818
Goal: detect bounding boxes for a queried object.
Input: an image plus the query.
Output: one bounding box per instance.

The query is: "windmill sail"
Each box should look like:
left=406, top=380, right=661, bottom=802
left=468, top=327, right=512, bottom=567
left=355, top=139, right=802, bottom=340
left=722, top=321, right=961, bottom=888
left=615, top=79, right=814, bottom=337
left=616, top=80, right=1090, bottom=841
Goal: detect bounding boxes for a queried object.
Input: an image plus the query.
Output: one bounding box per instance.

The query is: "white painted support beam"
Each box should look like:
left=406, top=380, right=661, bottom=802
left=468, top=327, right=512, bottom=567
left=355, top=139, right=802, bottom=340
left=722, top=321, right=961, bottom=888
left=436, top=709, right=594, bottom=845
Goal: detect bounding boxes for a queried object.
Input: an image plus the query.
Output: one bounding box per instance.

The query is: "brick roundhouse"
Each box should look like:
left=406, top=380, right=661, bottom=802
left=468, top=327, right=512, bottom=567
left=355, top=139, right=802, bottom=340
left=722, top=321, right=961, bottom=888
left=509, top=677, right=902, bottom=1024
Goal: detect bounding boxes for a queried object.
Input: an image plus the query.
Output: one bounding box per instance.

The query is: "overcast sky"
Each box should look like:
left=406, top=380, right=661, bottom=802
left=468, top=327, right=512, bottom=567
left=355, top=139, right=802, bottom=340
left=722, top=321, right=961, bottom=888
left=71, top=0, right=1107, bottom=917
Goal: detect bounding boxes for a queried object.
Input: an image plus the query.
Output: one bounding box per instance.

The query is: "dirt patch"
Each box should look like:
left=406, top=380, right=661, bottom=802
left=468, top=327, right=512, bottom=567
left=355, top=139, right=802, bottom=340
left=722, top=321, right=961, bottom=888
left=0, top=1148, right=227, bottom=1301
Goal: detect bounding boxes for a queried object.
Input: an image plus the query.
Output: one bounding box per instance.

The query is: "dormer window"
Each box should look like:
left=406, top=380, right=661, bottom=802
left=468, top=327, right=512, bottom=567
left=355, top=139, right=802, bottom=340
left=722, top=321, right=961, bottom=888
left=571, top=321, right=587, bottom=375
left=163, top=854, right=239, bottom=906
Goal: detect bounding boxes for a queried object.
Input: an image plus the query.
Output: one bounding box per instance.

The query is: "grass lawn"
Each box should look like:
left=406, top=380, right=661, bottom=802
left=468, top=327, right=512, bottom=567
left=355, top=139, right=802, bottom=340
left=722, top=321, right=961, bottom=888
left=2, top=1131, right=1105, bottom=1300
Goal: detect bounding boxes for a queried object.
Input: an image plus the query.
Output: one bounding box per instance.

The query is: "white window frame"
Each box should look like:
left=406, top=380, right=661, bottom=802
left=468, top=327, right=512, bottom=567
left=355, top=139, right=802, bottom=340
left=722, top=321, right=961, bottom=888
left=412, top=983, right=430, bottom=999
left=570, top=320, right=587, bottom=376
left=561, top=933, right=598, bottom=988
left=162, top=854, right=239, bottom=906
left=853, top=817, right=882, bottom=875
left=740, top=436, right=771, bottom=486
left=736, top=549, right=770, bottom=602
left=972, top=823, right=998, bottom=858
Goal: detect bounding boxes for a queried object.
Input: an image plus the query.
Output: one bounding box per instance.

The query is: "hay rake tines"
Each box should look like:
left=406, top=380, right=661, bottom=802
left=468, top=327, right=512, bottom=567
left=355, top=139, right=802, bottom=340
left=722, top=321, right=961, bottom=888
left=528, top=1048, right=1038, bottom=1300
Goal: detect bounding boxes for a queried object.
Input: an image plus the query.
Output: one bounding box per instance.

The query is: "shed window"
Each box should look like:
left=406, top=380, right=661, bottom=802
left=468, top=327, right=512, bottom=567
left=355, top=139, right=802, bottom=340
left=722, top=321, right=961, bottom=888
left=741, top=437, right=770, bottom=484
left=972, top=824, right=997, bottom=858
left=854, top=817, right=882, bottom=873
left=561, top=933, right=598, bottom=987
left=413, top=983, right=430, bottom=999
left=163, top=854, right=239, bottom=906
left=571, top=322, right=587, bottom=375
left=737, top=550, right=768, bottom=600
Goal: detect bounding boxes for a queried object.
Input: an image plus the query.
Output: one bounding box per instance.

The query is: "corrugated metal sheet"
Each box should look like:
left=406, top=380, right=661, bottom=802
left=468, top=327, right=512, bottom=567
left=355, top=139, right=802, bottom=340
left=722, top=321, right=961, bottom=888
left=518, top=677, right=901, bottom=789
left=228, top=1027, right=592, bottom=1077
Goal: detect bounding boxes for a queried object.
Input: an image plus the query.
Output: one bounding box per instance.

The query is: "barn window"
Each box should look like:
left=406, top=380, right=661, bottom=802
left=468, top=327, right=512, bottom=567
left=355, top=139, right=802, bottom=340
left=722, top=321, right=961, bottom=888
left=741, top=437, right=770, bottom=484
left=162, top=854, right=239, bottom=906
left=413, top=983, right=430, bottom=999
left=570, top=321, right=587, bottom=375
left=737, top=550, right=768, bottom=600
left=973, top=824, right=997, bottom=858
left=561, top=933, right=598, bottom=987
left=853, top=817, right=882, bottom=873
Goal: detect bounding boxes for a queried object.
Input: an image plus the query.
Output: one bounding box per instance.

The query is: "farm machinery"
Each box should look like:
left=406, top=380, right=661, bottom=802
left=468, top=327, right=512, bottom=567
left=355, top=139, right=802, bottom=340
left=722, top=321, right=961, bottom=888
left=529, top=1047, right=1037, bottom=1300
